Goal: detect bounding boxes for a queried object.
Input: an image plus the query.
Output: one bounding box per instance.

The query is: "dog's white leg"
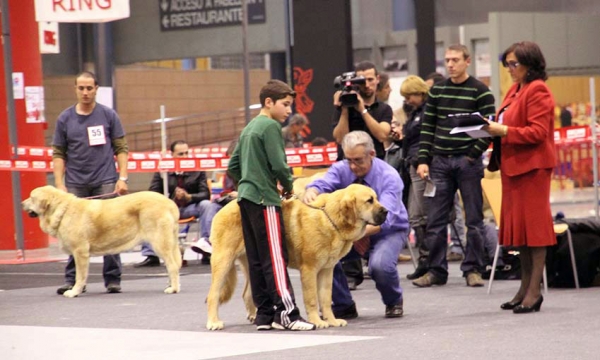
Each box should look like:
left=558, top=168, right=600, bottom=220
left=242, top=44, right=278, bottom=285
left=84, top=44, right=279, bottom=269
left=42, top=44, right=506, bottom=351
left=206, top=250, right=240, bottom=331
left=149, top=224, right=181, bottom=294
left=153, top=229, right=181, bottom=294
left=162, top=248, right=181, bottom=294
left=64, top=251, right=89, bottom=298
left=300, top=266, right=329, bottom=329
left=318, top=267, right=347, bottom=327
left=237, top=255, right=256, bottom=323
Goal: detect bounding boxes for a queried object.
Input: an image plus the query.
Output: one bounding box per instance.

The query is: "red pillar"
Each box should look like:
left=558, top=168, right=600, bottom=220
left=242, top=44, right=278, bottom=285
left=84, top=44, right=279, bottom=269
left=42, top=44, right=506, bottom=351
left=0, top=0, right=48, bottom=250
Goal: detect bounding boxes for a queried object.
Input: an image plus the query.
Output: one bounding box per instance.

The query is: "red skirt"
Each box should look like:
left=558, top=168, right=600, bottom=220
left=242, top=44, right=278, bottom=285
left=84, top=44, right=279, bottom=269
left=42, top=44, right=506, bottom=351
left=500, top=168, right=556, bottom=247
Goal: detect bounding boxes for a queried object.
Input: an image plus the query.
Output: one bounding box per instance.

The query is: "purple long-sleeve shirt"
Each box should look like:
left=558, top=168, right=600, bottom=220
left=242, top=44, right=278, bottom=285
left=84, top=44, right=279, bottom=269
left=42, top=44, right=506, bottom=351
left=306, top=157, right=409, bottom=235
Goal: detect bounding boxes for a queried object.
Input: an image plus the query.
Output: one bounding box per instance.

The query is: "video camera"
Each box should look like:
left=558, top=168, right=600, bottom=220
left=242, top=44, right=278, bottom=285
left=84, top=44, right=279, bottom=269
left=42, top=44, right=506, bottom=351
left=333, top=71, right=366, bottom=107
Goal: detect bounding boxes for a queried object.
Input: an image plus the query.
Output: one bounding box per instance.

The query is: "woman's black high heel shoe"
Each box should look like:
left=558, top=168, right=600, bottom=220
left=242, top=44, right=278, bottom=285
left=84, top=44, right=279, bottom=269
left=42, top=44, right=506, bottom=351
left=500, top=300, right=522, bottom=310
left=513, top=296, right=543, bottom=314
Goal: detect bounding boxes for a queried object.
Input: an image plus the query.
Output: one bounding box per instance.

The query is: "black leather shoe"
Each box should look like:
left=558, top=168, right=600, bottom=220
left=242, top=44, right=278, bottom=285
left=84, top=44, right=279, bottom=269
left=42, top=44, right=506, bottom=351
left=134, top=256, right=160, bottom=268
left=406, top=264, right=428, bottom=280
left=385, top=302, right=404, bottom=318
left=333, top=303, right=358, bottom=320
left=56, top=284, right=86, bottom=295
left=513, top=296, right=543, bottom=314
left=500, top=300, right=522, bottom=310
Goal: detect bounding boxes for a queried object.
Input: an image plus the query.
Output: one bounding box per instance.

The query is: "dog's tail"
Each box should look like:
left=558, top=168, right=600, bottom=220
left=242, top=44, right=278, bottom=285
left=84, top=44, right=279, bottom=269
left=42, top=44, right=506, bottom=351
left=218, top=254, right=238, bottom=304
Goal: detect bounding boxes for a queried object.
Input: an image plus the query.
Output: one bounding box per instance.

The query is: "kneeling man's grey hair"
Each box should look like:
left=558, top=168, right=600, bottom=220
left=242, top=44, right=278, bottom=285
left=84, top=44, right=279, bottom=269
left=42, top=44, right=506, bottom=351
left=342, top=131, right=374, bottom=153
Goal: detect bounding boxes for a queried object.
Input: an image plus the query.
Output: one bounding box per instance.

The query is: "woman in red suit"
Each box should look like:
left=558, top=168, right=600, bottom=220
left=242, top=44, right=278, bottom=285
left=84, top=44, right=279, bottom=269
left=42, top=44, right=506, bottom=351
left=485, top=41, right=556, bottom=314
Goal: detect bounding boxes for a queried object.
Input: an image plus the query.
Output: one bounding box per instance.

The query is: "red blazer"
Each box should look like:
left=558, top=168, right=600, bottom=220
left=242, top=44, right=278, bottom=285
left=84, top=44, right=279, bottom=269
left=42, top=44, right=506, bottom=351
left=497, top=80, right=556, bottom=177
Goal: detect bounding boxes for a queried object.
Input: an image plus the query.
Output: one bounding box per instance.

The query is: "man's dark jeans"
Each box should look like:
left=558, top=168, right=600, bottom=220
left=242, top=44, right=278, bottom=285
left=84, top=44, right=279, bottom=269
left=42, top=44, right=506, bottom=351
left=424, top=155, right=486, bottom=281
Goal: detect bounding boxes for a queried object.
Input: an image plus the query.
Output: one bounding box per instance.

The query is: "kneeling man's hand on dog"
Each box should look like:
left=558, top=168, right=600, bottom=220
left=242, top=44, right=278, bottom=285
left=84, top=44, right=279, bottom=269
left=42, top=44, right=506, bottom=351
left=303, top=187, right=319, bottom=204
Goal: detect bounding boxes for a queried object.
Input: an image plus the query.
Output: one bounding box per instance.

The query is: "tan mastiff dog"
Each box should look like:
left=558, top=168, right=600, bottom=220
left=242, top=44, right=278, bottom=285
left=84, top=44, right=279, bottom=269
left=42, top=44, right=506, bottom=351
left=206, top=183, right=388, bottom=330
left=22, top=185, right=181, bottom=298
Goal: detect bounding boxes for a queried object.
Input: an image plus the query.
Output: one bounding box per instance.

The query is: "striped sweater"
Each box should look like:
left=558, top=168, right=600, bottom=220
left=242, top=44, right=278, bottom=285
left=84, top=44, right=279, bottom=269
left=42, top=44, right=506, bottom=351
left=417, top=76, right=495, bottom=164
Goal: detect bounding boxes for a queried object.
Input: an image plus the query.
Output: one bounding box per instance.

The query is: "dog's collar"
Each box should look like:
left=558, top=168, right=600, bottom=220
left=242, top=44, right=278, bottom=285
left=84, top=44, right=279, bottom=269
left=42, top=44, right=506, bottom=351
left=302, top=202, right=341, bottom=234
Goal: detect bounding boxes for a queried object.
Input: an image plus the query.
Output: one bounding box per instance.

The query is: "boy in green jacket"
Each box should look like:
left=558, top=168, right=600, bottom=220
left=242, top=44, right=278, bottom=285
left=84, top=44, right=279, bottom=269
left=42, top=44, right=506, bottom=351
left=227, top=80, right=315, bottom=331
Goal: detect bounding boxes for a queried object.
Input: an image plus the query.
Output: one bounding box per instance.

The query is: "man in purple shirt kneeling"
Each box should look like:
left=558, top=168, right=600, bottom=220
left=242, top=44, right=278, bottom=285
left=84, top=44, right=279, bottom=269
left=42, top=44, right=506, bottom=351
left=303, top=131, right=409, bottom=319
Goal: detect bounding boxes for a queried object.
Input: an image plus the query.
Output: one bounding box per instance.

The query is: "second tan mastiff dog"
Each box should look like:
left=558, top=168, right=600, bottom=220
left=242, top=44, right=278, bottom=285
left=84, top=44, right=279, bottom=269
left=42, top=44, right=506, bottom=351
left=22, top=185, right=182, bottom=298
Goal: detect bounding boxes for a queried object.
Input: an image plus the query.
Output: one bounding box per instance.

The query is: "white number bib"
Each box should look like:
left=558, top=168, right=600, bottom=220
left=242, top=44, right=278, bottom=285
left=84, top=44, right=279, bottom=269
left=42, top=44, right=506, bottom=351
left=87, top=125, right=107, bottom=146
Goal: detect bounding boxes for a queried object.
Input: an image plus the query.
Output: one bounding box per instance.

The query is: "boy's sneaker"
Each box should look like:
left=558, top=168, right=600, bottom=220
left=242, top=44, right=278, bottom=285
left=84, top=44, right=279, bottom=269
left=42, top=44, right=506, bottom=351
left=271, top=319, right=316, bottom=331
left=256, top=324, right=272, bottom=331
left=190, top=237, right=213, bottom=256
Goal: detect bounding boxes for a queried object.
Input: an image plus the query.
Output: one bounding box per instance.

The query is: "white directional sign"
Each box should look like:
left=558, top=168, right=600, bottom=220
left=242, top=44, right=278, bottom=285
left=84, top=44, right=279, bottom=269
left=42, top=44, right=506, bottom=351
left=35, top=0, right=130, bottom=23
left=159, top=0, right=266, bottom=32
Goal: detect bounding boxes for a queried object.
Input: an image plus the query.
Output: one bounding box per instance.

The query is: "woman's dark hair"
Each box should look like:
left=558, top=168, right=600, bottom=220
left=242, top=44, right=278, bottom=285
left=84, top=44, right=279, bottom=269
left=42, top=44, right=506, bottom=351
left=501, top=41, right=548, bottom=82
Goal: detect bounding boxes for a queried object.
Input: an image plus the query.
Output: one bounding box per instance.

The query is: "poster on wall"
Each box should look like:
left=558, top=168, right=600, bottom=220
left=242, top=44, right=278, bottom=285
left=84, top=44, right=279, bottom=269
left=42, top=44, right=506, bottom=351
left=474, top=39, right=491, bottom=78
left=39, top=22, right=60, bottom=54
left=97, top=87, right=114, bottom=109
left=25, top=87, right=45, bottom=123
left=387, top=76, right=408, bottom=112
left=383, top=46, right=409, bottom=77
left=13, top=73, right=24, bottom=100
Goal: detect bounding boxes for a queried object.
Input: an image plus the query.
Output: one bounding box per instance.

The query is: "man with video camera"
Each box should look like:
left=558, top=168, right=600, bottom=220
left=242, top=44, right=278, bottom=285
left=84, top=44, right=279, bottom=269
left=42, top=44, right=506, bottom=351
left=332, top=61, right=392, bottom=160
left=332, top=61, right=393, bottom=292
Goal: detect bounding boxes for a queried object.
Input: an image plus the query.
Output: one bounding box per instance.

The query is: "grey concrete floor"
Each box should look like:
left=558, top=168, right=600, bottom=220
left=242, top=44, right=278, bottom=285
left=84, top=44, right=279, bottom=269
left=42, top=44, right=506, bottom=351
left=1, top=185, right=598, bottom=359
left=1, top=254, right=598, bottom=360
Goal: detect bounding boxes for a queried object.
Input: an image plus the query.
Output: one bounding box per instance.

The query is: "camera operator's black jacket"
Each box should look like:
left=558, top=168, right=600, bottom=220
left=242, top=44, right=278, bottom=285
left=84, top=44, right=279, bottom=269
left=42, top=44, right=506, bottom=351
left=332, top=99, right=393, bottom=160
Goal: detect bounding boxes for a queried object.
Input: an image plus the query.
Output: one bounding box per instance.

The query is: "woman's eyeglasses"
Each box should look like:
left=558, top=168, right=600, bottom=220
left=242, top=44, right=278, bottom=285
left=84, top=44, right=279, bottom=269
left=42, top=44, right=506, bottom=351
left=504, top=61, right=520, bottom=70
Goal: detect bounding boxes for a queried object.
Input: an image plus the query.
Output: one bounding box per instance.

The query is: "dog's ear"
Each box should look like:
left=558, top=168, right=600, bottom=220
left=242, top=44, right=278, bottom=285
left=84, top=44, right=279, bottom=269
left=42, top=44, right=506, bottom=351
left=38, top=197, right=49, bottom=212
left=341, top=193, right=358, bottom=225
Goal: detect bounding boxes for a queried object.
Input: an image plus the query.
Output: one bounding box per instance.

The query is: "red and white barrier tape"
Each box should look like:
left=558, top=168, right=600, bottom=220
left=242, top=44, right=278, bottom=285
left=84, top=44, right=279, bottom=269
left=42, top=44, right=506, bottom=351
left=0, top=150, right=339, bottom=172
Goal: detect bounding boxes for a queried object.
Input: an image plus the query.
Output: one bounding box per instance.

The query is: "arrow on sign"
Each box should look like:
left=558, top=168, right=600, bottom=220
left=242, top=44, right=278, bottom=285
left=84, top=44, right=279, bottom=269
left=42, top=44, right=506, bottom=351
left=162, top=15, right=170, bottom=28
left=160, top=0, right=169, bottom=12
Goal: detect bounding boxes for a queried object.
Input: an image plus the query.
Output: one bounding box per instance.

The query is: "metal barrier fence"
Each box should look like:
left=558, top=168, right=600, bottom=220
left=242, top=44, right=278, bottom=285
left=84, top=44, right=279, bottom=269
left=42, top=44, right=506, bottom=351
left=125, top=106, right=261, bottom=151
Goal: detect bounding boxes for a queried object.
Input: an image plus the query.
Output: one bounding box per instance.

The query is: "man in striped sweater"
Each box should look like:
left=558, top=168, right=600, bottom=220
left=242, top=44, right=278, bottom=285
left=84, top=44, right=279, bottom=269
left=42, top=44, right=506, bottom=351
left=413, top=44, right=495, bottom=288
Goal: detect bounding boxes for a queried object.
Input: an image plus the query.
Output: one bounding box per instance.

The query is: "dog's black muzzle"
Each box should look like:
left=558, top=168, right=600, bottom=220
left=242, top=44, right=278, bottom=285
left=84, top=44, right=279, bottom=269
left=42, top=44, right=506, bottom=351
left=26, top=210, right=39, bottom=218
left=371, top=207, right=388, bottom=225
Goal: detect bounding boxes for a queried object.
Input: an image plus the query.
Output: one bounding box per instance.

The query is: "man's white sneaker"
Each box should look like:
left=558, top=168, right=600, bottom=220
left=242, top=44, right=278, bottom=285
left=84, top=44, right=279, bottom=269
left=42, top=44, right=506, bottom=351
left=190, top=237, right=213, bottom=256
left=271, top=319, right=316, bottom=331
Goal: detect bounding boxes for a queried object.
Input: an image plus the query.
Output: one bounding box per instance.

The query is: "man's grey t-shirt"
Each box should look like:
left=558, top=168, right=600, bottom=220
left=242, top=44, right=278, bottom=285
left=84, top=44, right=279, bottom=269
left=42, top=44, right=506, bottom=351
left=52, top=103, right=125, bottom=187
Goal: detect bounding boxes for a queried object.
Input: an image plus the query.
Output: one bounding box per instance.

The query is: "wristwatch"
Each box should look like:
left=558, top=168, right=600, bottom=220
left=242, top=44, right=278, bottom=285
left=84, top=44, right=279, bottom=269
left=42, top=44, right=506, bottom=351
left=362, top=108, right=368, bottom=115
left=119, top=177, right=129, bottom=183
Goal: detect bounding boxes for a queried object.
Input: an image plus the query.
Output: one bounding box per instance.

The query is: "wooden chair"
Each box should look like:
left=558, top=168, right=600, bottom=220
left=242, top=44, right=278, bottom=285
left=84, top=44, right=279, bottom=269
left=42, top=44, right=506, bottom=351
left=482, top=177, right=579, bottom=294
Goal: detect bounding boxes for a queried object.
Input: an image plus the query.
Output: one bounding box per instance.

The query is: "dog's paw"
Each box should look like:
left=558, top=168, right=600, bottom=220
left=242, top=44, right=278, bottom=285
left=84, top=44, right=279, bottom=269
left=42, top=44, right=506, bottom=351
left=63, top=290, right=80, bottom=298
left=313, top=319, right=330, bottom=329
left=206, top=321, right=224, bottom=331
left=327, top=318, right=347, bottom=327
left=246, top=313, right=256, bottom=323
left=164, top=286, right=179, bottom=294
